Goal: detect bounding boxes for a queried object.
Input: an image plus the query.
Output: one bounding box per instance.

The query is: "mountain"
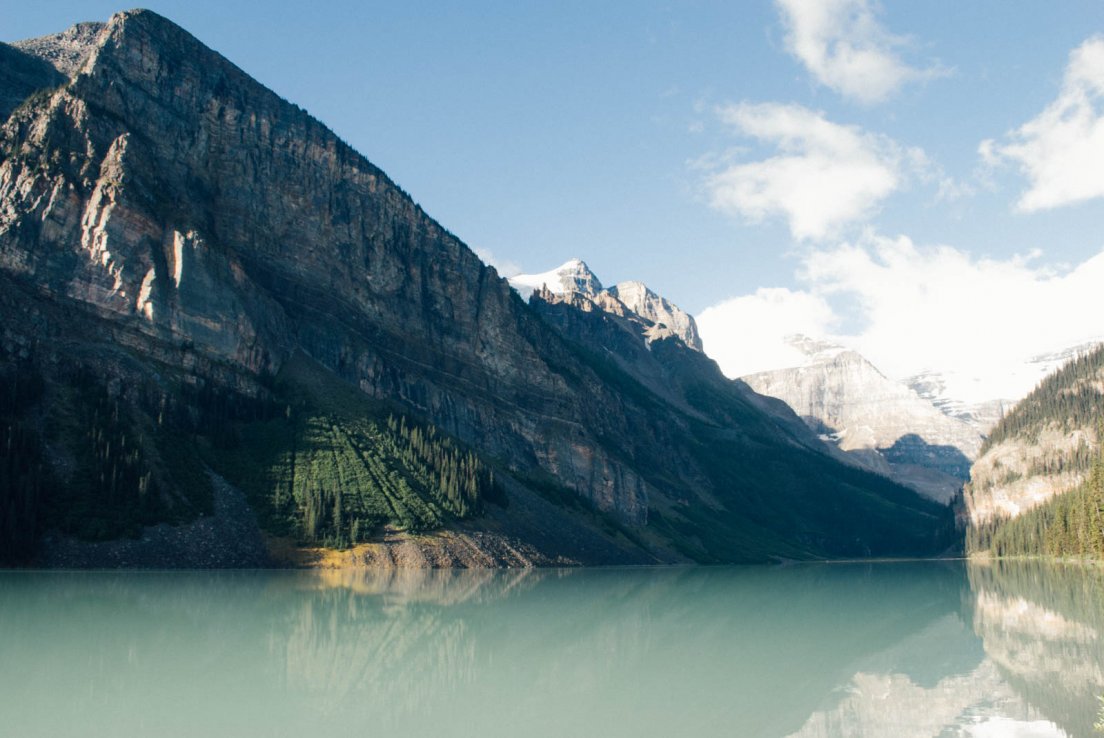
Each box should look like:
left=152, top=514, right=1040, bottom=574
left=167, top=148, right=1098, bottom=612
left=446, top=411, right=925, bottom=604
left=905, top=371, right=1008, bottom=432
left=964, top=345, right=1104, bottom=557
left=513, top=267, right=844, bottom=454
left=0, top=10, right=952, bottom=566
left=742, top=336, right=983, bottom=503
left=509, top=260, right=703, bottom=351
left=507, top=258, right=605, bottom=301
left=605, top=281, right=703, bottom=351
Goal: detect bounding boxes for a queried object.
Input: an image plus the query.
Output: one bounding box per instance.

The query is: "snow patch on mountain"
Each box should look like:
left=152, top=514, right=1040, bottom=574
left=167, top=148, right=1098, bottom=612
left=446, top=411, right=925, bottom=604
left=508, top=258, right=602, bottom=301
left=906, top=337, right=1104, bottom=430
left=509, top=259, right=702, bottom=352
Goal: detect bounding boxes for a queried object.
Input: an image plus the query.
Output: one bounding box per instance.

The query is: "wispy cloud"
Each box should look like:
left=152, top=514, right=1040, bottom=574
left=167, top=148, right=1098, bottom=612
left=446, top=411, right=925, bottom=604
left=981, top=36, right=1104, bottom=212
left=776, top=0, right=944, bottom=104
left=698, top=231, right=1104, bottom=401
left=473, top=247, right=521, bottom=278
left=701, top=102, right=919, bottom=240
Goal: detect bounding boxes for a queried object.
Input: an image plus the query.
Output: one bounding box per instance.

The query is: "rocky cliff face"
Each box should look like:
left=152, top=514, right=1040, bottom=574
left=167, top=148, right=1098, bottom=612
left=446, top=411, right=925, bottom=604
left=966, top=428, right=1095, bottom=524
left=0, top=11, right=952, bottom=565
left=964, top=345, right=1104, bottom=526
left=519, top=272, right=846, bottom=463
left=606, top=280, right=703, bottom=351
left=742, top=336, right=983, bottom=503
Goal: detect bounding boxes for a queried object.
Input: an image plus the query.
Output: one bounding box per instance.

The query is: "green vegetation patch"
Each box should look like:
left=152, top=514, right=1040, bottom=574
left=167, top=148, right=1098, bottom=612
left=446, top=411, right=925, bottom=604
left=0, top=360, right=213, bottom=554
left=204, top=354, right=504, bottom=548
left=968, top=457, right=1104, bottom=559
left=982, top=344, right=1104, bottom=453
left=0, top=349, right=504, bottom=561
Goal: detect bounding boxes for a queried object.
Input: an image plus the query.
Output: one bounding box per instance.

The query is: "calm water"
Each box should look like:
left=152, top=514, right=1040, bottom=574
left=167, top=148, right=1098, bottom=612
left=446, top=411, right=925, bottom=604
left=1, top=561, right=1102, bottom=737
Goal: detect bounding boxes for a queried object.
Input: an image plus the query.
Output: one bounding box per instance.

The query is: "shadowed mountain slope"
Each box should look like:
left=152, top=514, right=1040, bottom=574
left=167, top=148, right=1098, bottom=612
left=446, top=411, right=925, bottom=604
left=0, top=10, right=952, bottom=566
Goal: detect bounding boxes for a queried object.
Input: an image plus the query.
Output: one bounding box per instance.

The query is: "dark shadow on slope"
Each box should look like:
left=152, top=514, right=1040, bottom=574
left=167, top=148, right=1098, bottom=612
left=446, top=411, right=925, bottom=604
left=0, top=42, right=64, bottom=121
left=880, top=433, right=972, bottom=481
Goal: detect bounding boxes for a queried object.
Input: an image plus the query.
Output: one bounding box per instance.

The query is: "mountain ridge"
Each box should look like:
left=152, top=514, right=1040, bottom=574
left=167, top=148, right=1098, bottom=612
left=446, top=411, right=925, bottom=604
left=0, top=9, right=953, bottom=566
left=509, top=259, right=704, bottom=351
left=741, top=335, right=983, bottom=503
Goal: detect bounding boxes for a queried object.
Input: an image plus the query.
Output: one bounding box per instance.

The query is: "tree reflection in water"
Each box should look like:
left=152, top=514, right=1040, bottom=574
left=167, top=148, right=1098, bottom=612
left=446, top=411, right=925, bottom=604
left=0, top=562, right=1101, bottom=737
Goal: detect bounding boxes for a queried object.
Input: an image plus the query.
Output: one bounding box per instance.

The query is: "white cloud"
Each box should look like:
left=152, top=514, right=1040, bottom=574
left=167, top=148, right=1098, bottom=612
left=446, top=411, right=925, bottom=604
left=698, top=232, right=1104, bottom=402
left=703, top=103, right=914, bottom=240
left=473, top=247, right=521, bottom=278
left=982, top=36, right=1104, bottom=212
left=776, top=0, right=941, bottom=104
left=698, top=288, right=837, bottom=377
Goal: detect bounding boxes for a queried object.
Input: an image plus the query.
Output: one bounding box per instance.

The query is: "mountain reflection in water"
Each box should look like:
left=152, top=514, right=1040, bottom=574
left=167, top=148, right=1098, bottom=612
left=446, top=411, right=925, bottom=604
left=0, top=562, right=1100, bottom=737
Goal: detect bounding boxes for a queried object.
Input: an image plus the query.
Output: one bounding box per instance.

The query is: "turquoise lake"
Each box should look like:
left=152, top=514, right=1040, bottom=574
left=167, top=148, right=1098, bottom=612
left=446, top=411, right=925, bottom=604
left=1, top=561, right=1102, bottom=737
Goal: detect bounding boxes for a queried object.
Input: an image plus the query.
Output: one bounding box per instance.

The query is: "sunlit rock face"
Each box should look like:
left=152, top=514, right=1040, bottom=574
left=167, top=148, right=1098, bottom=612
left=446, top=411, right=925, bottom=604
left=607, top=280, right=703, bottom=351
left=509, top=260, right=703, bottom=351
left=964, top=346, right=1104, bottom=526
left=508, top=258, right=604, bottom=300
left=742, top=336, right=983, bottom=503
left=966, top=429, right=1096, bottom=524
left=10, top=22, right=105, bottom=76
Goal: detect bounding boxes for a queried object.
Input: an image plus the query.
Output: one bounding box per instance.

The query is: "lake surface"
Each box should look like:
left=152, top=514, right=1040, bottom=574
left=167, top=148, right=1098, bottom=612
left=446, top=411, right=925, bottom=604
left=1, top=561, right=1102, bottom=737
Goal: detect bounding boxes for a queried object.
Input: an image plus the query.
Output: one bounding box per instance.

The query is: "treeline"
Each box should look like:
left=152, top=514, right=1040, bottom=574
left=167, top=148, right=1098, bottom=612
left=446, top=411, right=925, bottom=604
left=982, top=345, right=1104, bottom=453
left=55, top=368, right=171, bottom=539
left=386, top=414, right=501, bottom=518
left=207, top=377, right=506, bottom=549
left=1, top=358, right=224, bottom=561
left=1, top=361, right=167, bottom=554
left=35, top=365, right=209, bottom=541
left=967, top=458, right=1104, bottom=558
left=0, top=349, right=506, bottom=556
left=0, top=363, right=47, bottom=562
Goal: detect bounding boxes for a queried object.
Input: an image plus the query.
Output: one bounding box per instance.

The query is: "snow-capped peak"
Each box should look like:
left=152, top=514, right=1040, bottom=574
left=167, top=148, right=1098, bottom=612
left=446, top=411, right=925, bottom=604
left=508, top=258, right=603, bottom=300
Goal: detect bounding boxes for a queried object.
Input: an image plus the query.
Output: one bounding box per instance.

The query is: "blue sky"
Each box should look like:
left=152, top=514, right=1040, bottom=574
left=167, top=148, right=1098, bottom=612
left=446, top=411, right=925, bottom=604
left=5, top=1, right=1104, bottom=395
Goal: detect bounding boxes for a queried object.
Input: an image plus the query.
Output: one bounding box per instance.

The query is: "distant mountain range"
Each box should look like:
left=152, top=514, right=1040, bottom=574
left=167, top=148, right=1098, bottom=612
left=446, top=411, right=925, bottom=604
left=740, top=335, right=982, bottom=503
left=738, top=333, right=1104, bottom=505
left=0, top=10, right=953, bottom=566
